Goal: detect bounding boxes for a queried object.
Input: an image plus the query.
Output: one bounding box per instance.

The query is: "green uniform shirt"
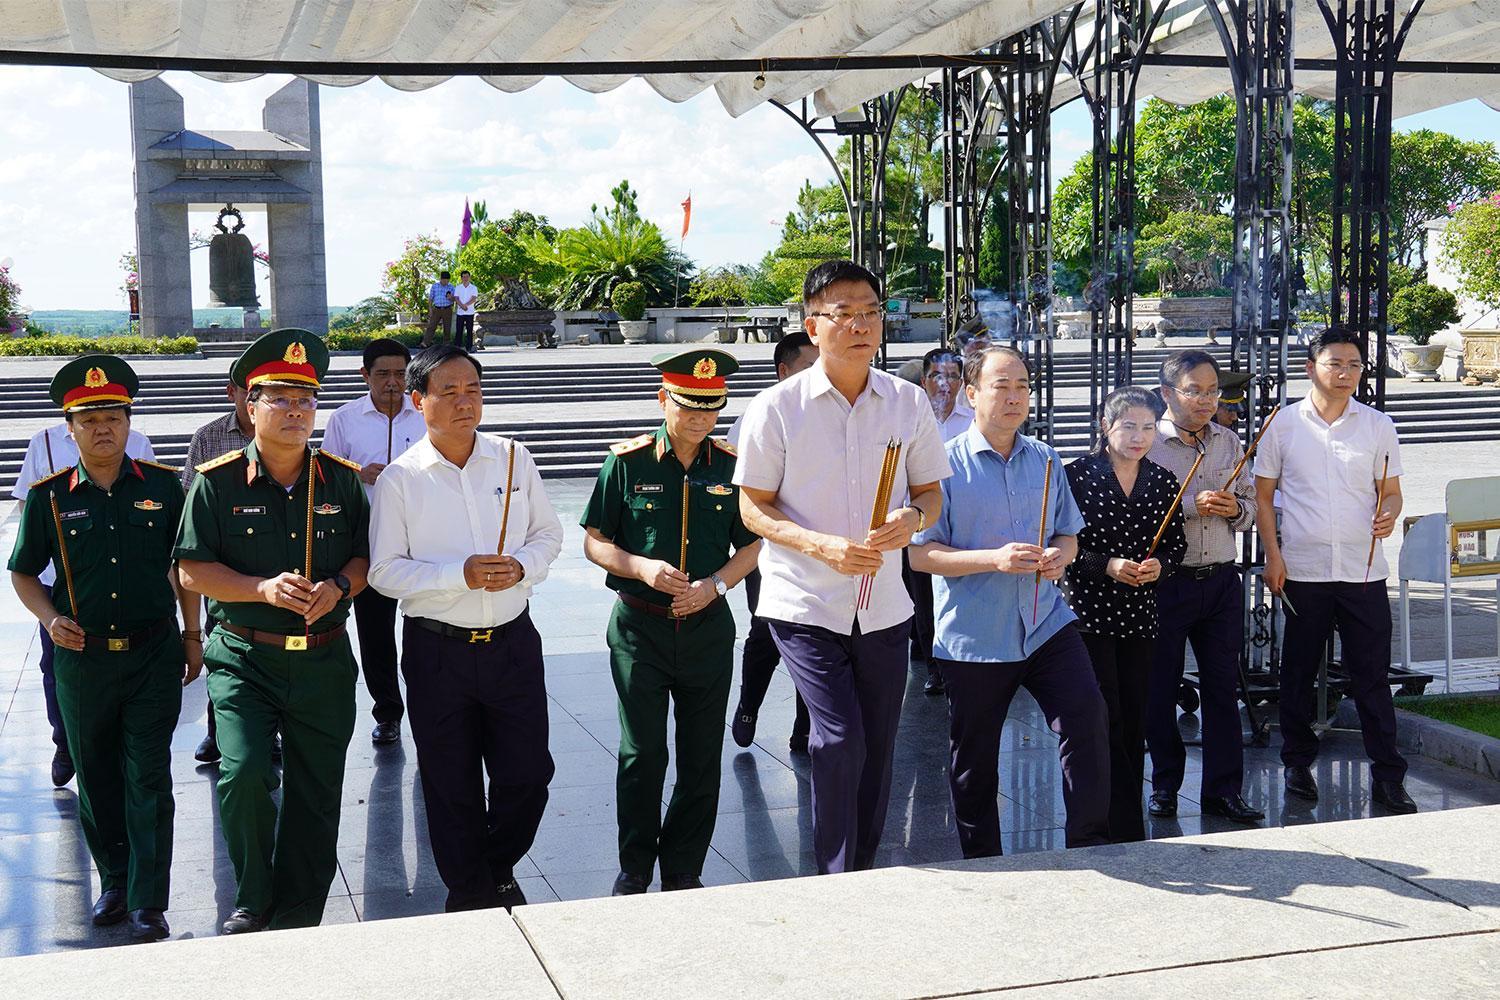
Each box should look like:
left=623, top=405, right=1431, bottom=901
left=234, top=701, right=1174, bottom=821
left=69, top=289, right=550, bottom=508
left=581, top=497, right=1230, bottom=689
left=581, top=425, right=757, bottom=607
left=172, top=441, right=369, bottom=633
left=8, top=458, right=185, bottom=633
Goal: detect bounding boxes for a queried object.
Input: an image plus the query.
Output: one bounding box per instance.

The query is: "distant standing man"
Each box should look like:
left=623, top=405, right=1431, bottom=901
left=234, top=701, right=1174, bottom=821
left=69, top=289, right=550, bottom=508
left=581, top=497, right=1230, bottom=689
left=9, top=356, right=201, bottom=942
left=175, top=329, right=371, bottom=934
left=423, top=270, right=456, bottom=347
left=12, top=418, right=155, bottom=787
left=370, top=345, right=562, bottom=911
left=1254, top=328, right=1416, bottom=815
left=453, top=270, right=480, bottom=351
left=735, top=260, right=951, bottom=874
left=1146, top=350, right=1264, bottom=825
left=582, top=349, right=762, bottom=895
left=322, top=338, right=426, bottom=746
left=180, top=367, right=256, bottom=765
left=728, top=330, right=817, bottom=754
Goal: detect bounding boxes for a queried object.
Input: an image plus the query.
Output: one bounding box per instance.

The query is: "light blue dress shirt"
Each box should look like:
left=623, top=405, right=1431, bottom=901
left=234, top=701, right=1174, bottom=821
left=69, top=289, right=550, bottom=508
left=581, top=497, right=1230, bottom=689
left=915, top=425, right=1084, bottom=662
left=428, top=281, right=455, bottom=307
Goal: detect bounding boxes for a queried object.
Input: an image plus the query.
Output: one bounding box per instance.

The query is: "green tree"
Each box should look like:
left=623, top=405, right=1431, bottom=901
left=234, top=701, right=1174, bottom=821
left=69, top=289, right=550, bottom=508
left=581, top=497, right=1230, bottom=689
left=688, top=266, right=752, bottom=307
left=1389, top=130, right=1500, bottom=266
left=1388, top=280, right=1462, bottom=344
left=759, top=232, right=850, bottom=304
left=329, top=294, right=397, bottom=333
left=1136, top=212, right=1235, bottom=295
left=381, top=232, right=450, bottom=316
left=1440, top=193, right=1500, bottom=309
left=456, top=210, right=557, bottom=296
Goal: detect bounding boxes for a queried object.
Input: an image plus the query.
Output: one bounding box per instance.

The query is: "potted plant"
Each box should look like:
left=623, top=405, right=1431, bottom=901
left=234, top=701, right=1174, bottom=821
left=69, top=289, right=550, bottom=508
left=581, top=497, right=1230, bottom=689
left=613, top=281, right=649, bottom=344
left=1389, top=281, right=1462, bottom=380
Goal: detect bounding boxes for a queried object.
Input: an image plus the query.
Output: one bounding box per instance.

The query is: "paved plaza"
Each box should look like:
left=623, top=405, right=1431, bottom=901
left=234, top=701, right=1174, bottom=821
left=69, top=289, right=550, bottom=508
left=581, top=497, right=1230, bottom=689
left=3, top=441, right=1499, bottom=958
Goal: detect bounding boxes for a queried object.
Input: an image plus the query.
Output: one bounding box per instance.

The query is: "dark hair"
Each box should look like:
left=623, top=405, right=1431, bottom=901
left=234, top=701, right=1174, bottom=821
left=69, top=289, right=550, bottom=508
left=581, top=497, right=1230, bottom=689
left=65, top=405, right=132, bottom=424
left=459, top=270, right=471, bottom=277
left=1306, top=326, right=1366, bottom=361
left=921, top=348, right=962, bottom=379
left=246, top=385, right=319, bottom=405
left=407, top=344, right=482, bottom=394
left=362, top=338, right=411, bottom=372
left=802, top=260, right=881, bottom=307
left=773, top=329, right=814, bottom=371
left=962, top=345, right=1031, bottom=387
left=438, top=270, right=451, bottom=281
left=1159, top=349, right=1220, bottom=388
left=1093, top=385, right=1161, bottom=453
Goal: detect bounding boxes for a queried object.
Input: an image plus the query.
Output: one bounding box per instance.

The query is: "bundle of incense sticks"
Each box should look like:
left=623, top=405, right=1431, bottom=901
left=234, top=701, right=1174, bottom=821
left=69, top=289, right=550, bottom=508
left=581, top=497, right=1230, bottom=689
left=675, top=480, right=691, bottom=622
left=857, top=439, right=903, bottom=611
left=497, top=442, right=517, bottom=554
left=1146, top=450, right=1204, bottom=561
left=1031, top=457, right=1054, bottom=624
left=1221, top=402, right=1280, bottom=491
left=48, top=493, right=78, bottom=622
left=1365, top=454, right=1390, bottom=586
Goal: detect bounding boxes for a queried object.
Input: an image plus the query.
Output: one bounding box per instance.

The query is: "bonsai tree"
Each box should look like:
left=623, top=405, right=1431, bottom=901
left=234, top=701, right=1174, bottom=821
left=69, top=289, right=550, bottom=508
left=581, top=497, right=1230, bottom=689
left=1136, top=211, right=1235, bottom=296
left=612, top=281, right=647, bottom=321
left=1389, top=281, right=1462, bottom=345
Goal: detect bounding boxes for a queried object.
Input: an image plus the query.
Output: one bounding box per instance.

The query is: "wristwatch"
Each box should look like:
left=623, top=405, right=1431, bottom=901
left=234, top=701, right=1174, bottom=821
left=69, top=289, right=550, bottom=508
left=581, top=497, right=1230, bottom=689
left=710, top=573, right=728, bottom=598
left=333, top=573, right=352, bottom=600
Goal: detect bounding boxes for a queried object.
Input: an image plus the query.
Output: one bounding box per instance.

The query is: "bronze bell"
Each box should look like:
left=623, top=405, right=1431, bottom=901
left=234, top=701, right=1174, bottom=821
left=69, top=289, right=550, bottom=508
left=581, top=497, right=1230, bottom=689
left=207, top=205, right=260, bottom=308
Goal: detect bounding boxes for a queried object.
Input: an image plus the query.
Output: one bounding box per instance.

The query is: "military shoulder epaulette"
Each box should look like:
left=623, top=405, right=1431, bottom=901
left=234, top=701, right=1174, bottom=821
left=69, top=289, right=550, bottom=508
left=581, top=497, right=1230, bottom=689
left=318, top=450, right=362, bottom=474
left=29, top=467, right=71, bottom=490
left=137, top=458, right=182, bottom=475
left=610, top=433, right=654, bottom=456
left=196, top=449, right=245, bottom=474
left=711, top=438, right=737, bottom=456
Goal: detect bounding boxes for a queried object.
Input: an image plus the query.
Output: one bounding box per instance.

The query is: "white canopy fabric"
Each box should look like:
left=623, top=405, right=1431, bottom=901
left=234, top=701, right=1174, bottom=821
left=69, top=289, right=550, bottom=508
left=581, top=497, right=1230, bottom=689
left=0, top=0, right=1074, bottom=117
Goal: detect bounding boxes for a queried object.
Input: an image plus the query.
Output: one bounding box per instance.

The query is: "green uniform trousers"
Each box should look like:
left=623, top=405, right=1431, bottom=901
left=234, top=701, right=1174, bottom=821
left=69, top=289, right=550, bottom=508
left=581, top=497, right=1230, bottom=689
left=205, top=627, right=356, bottom=929
left=607, top=599, right=734, bottom=879
left=53, top=625, right=183, bottom=911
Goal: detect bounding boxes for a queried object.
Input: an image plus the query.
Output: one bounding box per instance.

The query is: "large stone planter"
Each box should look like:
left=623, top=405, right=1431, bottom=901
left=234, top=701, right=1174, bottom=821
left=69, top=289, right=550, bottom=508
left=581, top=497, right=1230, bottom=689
left=619, top=319, right=650, bottom=344
left=1398, top=343, right=1446, bottom=381
left=475, top=307, right=557, bottom=348
left=1460, top=328, right=1500, bottom=385
left=1132, top=296, right=1233, bottom=340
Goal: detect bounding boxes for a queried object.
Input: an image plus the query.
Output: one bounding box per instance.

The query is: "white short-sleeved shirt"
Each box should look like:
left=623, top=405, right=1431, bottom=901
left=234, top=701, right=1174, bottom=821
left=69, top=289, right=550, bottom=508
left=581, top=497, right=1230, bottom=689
left=320, top=393, right=427, bottom=494
left=1253, top=397, right=1403, bottom=582
left=935, top=400, right=973, bottom=443
left=732, top=363, right=952, bottom=635
left=453, top=281, right=480, bottom=316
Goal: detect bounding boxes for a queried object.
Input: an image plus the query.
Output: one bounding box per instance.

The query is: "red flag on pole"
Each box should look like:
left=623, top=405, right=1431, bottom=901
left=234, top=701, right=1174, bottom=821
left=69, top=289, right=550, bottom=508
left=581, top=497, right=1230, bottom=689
left=681, top=193, right=692, bottom=239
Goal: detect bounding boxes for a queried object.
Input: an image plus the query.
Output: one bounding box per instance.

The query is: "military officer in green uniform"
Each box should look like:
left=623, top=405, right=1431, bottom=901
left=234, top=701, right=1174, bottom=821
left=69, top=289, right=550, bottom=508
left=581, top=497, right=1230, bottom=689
left=9, top=355, right=202, bottom=943
left=582, top=349, right=761, bottom=895
left=173, top=329, right=370, bottom=934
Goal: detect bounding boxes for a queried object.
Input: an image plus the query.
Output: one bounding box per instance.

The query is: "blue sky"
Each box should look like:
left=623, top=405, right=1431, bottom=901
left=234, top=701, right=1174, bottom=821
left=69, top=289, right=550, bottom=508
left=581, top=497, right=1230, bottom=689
left=0, top=65, right=1495, bottom=311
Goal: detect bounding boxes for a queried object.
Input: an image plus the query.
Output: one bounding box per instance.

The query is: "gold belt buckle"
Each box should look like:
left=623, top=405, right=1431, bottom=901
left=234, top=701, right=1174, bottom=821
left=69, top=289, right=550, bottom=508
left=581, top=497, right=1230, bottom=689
left=468, top=629, right=493, bottom=644
left=284, top=635, right=308, bottom=651
left=107, top=638, right=129, bottom=652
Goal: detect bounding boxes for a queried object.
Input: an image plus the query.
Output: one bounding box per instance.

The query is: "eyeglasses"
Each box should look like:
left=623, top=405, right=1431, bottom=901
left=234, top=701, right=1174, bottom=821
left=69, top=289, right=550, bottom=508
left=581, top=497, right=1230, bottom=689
left=1315, top=361, right=1364, bottom=375
left=1170, top=386, right=1222, bottom=402
left=808, top=308, right=885, bottom=326
left=257, top=395, right=318, bottom=412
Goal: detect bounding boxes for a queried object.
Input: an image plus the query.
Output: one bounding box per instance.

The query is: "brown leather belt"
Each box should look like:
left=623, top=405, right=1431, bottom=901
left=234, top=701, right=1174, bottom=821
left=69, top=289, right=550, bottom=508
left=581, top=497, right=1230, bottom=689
left=220, top=622, right=346, bottom=652
left=617, top=592, right=721, bottom=620
left=83, top=619, right=172, bottom=654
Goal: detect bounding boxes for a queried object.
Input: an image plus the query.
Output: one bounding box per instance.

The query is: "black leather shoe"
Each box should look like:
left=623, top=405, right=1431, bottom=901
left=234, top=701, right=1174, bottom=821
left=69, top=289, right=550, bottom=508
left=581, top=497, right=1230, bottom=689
left=270, top=733, right=283, bottom=765
left=611, top=872, right=650, bottom=896
left=92, top=888, right=126, bottom=926
left=731, top=706, right=756, bottom=748
left=660, top=873, right=704, bottom=891
left=371, top=721, right=401, bottom=745
left=788, top=732, right=809, bottom=754
left=496, top=879, right=527, bottom=909
left=193, top=733, right=220, bottom=764
left=221, top=908, right=267, bottom=934
left=128, top=908, right=170, bottom=942
left=1147, top=791, right=1177, bottom=817
left=923, top=669, right=945, bottom=696
left=1372, top=780, right=1418, bottom=815
left=50, top=748, right=75, bottom=788
left=1284, top=765, right=1318, bottom=801
left=1201, top=794, right=1265, bottom=824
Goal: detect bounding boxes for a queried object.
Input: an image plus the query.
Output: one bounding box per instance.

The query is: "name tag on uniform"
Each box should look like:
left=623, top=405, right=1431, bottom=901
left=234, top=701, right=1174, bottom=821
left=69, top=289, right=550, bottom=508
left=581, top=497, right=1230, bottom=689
left=314, top=503, right=342, bottom=515
left=134, top=499, right=164, bottom=511
left=706, top=484, right=733, bottom=496
left=634, top=484, right=664, bottom=494
left=59, top=508, right=89, bottom=521
left=233, top=505, right=267, bottom=516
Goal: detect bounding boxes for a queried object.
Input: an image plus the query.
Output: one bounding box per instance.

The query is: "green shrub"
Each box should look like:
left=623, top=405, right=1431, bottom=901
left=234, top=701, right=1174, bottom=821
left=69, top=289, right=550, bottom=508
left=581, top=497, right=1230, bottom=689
left=612, top=281, right=647, bottom=321
left=1388, top=281, right=1462, bottom=345
left=0, top=335, right=199, bottom=356
left=324, top=326, right=426, bottom=352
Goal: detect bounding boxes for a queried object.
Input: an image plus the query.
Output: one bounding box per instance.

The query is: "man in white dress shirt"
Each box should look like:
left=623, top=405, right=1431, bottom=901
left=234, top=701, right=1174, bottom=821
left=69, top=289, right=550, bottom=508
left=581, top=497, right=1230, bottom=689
left=734, top=260, right=952, bottom=874
left=321, top=338, right=427, bottom=745
left=369, top=345, right=562, bottom=911
left=12, top=420, right=155, bottom=787
left=1254, top=328, right=1415, bottom=815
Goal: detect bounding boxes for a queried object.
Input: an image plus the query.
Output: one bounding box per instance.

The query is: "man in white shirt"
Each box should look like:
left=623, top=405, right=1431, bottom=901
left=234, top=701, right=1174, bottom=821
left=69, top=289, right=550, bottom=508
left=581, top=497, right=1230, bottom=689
left=453, top=270, right=480, bottom=352
left=12, top=421, right=155, bottom=787
left=735, top=260, right=952, bottom=874
left=1254, top=328, right=1414, bottom=815
left=321, top=338, right=427, bottom=746
left=368, top=345, right=563, bottom=911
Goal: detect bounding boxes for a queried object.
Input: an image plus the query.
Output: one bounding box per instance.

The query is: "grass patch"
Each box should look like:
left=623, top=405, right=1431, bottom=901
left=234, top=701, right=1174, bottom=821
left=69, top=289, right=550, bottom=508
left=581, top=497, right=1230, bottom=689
left=1395, top=695, right=1500, bottom=741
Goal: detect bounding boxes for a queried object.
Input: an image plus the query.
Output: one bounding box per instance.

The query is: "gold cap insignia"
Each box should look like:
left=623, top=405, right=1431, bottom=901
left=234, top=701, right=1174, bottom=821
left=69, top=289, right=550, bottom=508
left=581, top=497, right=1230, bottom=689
left=284, top=341, right=308, bottom=365
left=84, top=367, right=108, bottom=388
left=693, top=357, right=717, bottom=380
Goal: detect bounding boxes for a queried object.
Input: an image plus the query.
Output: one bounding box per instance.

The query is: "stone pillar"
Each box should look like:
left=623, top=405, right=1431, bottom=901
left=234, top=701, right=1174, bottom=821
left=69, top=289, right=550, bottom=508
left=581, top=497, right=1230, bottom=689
left=129, top=80, right=193, bottom=338
left=263, top=80, right=328, bottom=333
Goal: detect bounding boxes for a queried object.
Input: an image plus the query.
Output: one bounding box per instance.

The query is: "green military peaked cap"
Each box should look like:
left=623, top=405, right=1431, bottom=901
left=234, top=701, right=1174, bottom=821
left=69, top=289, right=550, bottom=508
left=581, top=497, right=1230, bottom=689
left=231, top=328, right=330, bottom=392
left=653, top=348, right=738, bottom=411
left=1219, top=370, right=1252, bottom=405
left=50, top=354, right=139, bottom=412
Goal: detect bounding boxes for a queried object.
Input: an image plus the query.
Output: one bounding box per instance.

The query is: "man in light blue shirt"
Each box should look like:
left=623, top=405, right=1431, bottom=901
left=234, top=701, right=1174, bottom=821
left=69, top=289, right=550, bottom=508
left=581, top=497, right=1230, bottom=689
left=911, top=346, right=1109, bottom=857
left=422, top=270, right=456, bottom=347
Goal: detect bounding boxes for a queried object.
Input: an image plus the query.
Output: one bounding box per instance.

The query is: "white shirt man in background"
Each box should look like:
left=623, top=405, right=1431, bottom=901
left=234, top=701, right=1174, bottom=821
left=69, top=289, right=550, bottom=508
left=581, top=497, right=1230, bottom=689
left=453, top=270, right=480, bottom=352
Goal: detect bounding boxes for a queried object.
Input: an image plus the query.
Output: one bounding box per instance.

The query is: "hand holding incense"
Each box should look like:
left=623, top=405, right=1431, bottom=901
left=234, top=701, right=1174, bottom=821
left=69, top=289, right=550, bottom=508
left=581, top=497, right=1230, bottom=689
left=857, top=439, right=903, bottom=611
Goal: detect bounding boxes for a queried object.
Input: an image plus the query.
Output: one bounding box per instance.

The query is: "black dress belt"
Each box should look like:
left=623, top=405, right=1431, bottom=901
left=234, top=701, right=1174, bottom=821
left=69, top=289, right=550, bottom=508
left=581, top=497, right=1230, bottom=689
left=83, top=618, right=172, bottom=653
left=1180, top=562, right=1234, bottom=581
left=409, top=614, right=526, bottom=644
